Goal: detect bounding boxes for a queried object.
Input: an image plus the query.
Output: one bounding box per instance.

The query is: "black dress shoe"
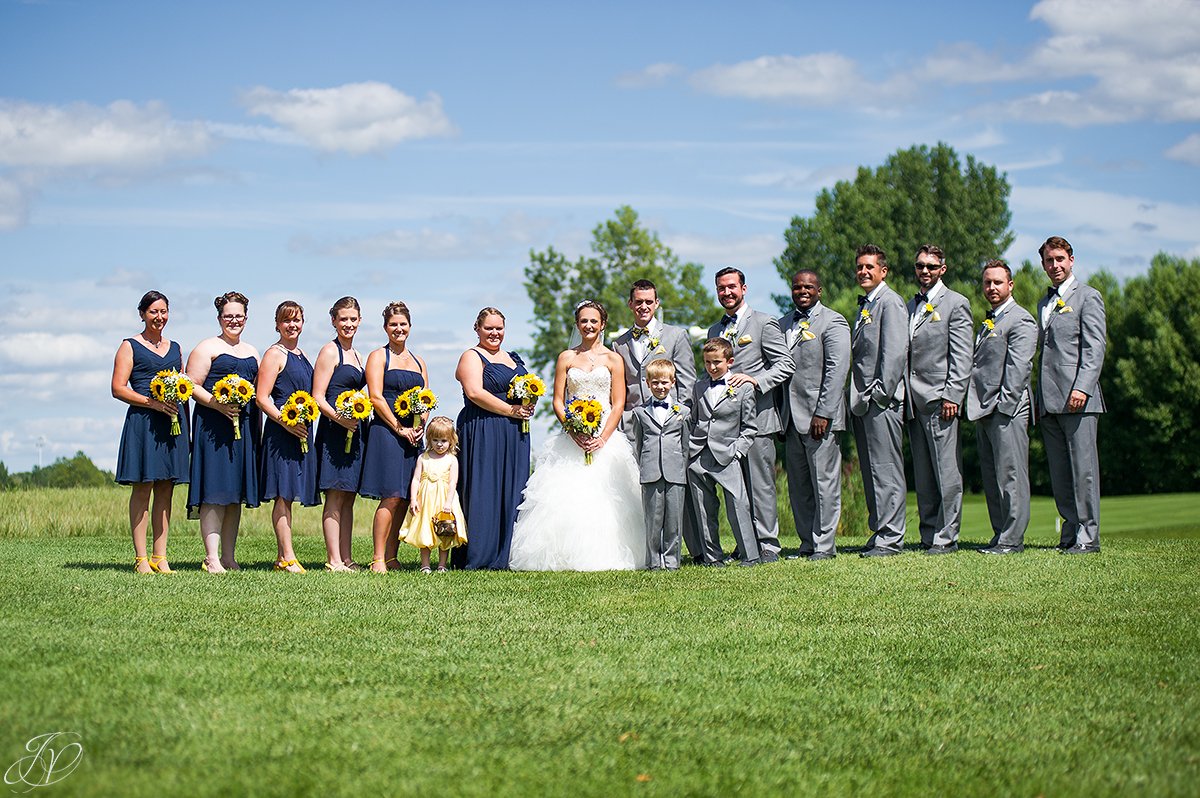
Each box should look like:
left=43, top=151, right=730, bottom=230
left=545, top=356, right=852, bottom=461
left=738, top=558, right=761, bottom=567
left=723, top=555, right=738, bottom=564
left=859, top=547, right=900, bottom=558
left=807, top=552, right=835, bottom=561
left=923, top=544, right=959, bottom=556
left=759, top=551, right=780, bottom=564
left=979, top=544, right=1023, bottom=555
left=1061, top=545, right=1100, bottom=555
left=699, top=560, right=727, bottom=568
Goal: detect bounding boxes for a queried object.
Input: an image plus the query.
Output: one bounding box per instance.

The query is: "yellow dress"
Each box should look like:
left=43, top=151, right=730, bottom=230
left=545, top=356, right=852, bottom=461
left=400, top=453, right=468, bottom=550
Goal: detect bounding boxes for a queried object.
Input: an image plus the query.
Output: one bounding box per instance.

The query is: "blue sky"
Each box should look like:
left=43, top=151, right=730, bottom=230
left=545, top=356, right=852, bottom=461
left=2, top=0, right=1198, bottom=471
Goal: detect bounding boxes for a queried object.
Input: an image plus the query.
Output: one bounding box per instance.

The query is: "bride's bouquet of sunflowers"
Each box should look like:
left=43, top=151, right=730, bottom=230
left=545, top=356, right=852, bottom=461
left=149, top=369, right=194, bottom=436
left=279, top=390, right=319, bottom=453
left=507, top=373, right=546, bottom=433
left=335, top=389, right=372, bottom=453
left=562, top=396, right=603, bottom=465
left=212, top=374, right=255, bottom=439
left=393, top=386, right=438, bottom=428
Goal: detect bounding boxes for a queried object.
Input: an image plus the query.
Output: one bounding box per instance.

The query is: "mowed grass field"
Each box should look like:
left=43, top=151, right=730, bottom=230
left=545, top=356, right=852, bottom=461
left=0, top=488, right=1197, bottom=797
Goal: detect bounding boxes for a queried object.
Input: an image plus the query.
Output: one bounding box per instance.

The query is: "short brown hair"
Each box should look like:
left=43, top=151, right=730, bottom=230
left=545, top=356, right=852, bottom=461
left=644, top=358, right=677, bottom=382
left=981, top=259, right=1012, bottom=280
left=701, top=337, right=733, bottom=358
left=1038, top=236, right=1073, bottom=258
left=915, top=244, right=945, bottom=265
left=274, top=300, right=304, bottom=324
left=629, top=279, right=658, bottom=299
left=856, top=244, right=888, bottom=268
left=714, top=267, right=745, bottom=285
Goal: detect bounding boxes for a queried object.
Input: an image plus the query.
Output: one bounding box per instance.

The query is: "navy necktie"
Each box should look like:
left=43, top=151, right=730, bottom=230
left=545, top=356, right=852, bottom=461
left=986, top=309, right=996, bottom=320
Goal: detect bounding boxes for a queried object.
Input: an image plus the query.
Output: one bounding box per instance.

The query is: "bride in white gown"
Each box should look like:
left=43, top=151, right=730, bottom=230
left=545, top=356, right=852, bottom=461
left=509, top=300, right=649, bottom=571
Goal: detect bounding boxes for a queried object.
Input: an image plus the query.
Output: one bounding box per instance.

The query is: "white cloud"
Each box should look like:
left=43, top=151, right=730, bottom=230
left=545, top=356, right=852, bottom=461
left=290, top=212, right=555, bottom=261
left=0, top=99, right=212, bottom=169
left=206, top=121, right=306, bottom=147
left=0, top=333, right=111, bottom=373
left=741, top=163, right=856, bottom=191
left=996, top=149, right=1064, bottom=172
left=690, top=54, right=876, bottom=105
left=1165, top=133, right=1200, bottom=166
left=615, top=62, right=683, bottom=88
left=0, top=175, right=31, bottom=229
left=239, top=81, right=456, bottom=154
left=663, top=232, right=782, bottom=273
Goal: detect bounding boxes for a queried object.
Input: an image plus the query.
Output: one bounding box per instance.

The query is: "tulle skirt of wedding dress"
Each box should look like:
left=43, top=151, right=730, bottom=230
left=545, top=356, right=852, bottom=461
left=509, top=430, right=649, bottom=571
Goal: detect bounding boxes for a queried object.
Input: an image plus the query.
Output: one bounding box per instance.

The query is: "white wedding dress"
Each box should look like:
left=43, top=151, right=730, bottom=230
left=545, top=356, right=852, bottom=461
left=509, top=366, right=649, bottom=571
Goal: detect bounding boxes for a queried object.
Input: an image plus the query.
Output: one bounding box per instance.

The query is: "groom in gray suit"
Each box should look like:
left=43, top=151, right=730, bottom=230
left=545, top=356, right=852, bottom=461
left=967, top=260, right=1038, bottom=554
left=1036, top=236, right=1106, bottom=554
left=905, top=244, right=973, bottom=554
left=778, top=269, right=850, bottom=560
left=707, top=267, right=795, bottom=562
left=612, top=279, right=696, bottom=427
left=850, top=244, right=908, bottom=556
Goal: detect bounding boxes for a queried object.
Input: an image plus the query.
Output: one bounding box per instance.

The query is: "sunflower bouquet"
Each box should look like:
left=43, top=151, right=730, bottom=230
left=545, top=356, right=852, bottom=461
left=212, top=374, right=255, bottom=440
left=393, top=386, right=438, bottom=428
left=149, top=369, right=194, bottom=436
left=335, top=389, right=373, bottom=453
left=562, top=396, right=604, bottom=465
left=507, top=373, right=546, bottom=433
left=280, top=390, right=319, bottom=453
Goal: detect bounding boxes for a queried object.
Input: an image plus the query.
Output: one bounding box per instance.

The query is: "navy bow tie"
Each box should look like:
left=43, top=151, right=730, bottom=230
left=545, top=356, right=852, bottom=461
left=985, top=309, right=997, bottom=320
left=652, top=400, right=669, bottom=409
left=857, top=294, right=869, bottom=307
left=793, top=310, right=809, bottom=322
left=915, top=292, right=928, bottom=304
left=721, top=314, right=737, bottom=326
left=711, top=378, right=726, bottom=386
left=1047, top=286, right=1059, bottom=298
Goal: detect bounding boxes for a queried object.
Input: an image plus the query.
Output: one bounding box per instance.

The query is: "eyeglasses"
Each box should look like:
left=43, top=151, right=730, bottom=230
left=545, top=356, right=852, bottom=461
left=913, top=263, right=942, bottom=271
left=221, top=314, right=247, bottom=322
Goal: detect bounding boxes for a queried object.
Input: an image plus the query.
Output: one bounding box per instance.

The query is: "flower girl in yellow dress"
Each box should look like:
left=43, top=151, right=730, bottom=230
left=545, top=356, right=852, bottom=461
left=400, top=416, right=468, bottom=572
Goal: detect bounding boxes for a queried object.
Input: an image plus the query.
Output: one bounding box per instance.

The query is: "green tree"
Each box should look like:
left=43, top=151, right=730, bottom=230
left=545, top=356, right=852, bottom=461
left=16, top=451, right=115, bottom=489
left=774, top=142, right=1013, bottom=318
left=1096, top=253, right=1200, bottom=493
left=524, top=206, right=720, bottom=381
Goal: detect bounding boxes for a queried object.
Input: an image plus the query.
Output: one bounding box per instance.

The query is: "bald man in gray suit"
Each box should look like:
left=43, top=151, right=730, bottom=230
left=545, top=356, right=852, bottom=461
left=1035, top=236, right=1106, bottom=554
left=967, top=260, right=1037, bottom=554
left=849, top=244, right=909, bottom=556
left=905, top=244, right=973, bottom=555
left=778, top=269, right=850, bottom=560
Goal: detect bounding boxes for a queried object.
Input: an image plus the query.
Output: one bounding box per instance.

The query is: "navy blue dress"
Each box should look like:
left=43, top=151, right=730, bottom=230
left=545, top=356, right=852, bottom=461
left=315, top=343, right=366, bottom=494
left=452, top=350, right=532, bottom=570
left=258, top=347, right=319, bottom=506
left=187, top=353, right=261, bottom=510
left=359, top=348, right=424, bottom=500
left=115, top=339, right=190, bottom=485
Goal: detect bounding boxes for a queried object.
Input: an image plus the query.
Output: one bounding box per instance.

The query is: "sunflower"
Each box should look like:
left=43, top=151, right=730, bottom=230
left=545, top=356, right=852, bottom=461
left=281, top=402, right=302, bottom=425
left=150, top=380, right=166, bottom=402
left=394, top=394, right=412, bottom=417
left=335, top=390, right=355, bottom=409
left=213, top=381, right=233, bottom=402
left=234, top=380, right=254, bottom=401
left=176, top=378, right=193, bottom=402
left=568, top=399, right=588, bottom=416
left=526, top=378, right=546, bottom=397
left=351, top=394, right=371, bottom=420
left=583, top=407, right=600, bottom=426
left=417, top=388, right=437, bottom=408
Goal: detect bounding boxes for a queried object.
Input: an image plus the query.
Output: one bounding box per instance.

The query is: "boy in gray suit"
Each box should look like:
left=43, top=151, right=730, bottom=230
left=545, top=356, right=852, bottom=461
left=629, top=359, right=690, bottom=570
left=967, top=260, right=1038, bottom=554
left=688, top=338, right=760, bottom=566
left=1036, top=236, right=1106, bottom=554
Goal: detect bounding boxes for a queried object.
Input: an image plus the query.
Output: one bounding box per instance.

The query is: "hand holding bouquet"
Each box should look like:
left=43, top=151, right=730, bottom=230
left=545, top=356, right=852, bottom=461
left=335, top=389, right=372, bottom=453
left=393, top=386, right=438, bottom=428
left=212, top=374, right=255, bottom=440
left=507, top=374, right=546, bottom=433
left=149, top=369, right=194, bottom=436
left=562, top=396, right=604, bottom=465
left=280, top=390, right=319, bottom=453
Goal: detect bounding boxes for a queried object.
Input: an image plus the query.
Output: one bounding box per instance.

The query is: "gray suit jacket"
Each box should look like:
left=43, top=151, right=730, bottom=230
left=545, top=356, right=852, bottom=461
left=630, top=401, right=689, bottom=485
left=689, top=378, right=758, bottom=466
left=850, top=282, right=908, bottom=416
left=612, top=322, right=695, bottom=423
left=777, top=302, right=851, bottom=433
left=966, top=303, right=1037, bottom=422
left=906, top=285, right=973, bottom=416
left=1036, top=280, right=1107, bottom=416
left=706, top=309, right=794, bottom=435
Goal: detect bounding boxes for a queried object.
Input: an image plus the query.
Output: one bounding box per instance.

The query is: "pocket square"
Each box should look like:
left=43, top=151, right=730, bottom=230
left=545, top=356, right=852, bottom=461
left=737, top=335, right=753, bottom=345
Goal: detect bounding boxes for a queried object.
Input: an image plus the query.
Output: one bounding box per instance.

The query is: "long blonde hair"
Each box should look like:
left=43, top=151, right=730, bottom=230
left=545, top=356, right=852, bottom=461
left=425, top=416, right=458, bottom=454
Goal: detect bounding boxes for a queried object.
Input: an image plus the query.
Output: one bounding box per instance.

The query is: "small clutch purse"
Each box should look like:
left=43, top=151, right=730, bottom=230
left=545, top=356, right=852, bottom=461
left=432, top=510, right=458, bottom=543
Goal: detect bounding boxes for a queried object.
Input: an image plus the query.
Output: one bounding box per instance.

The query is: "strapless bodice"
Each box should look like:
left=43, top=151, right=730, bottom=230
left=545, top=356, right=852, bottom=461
left=566, top=366, right=612, bottom=412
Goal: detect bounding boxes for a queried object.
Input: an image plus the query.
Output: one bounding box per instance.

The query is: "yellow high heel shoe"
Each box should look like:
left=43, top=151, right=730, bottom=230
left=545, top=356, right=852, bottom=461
left=148, top=554, right=175, bottom=574
left=134, top=555, right=152, bottom=574
left=273, top=558, right=306, bottom=573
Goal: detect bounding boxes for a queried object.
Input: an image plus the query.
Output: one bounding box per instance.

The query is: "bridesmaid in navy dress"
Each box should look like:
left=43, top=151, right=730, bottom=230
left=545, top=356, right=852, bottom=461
left=112, top=291, right=190, bottom=574
left=313, top=296, right=366, bottom=572
left=186, top=291, right=261, bottom=573
left=256, top=300, right=318, bottom=574
left=451, top=308, right=534, bottom=570
left=360, top=301, right=428, bottom=573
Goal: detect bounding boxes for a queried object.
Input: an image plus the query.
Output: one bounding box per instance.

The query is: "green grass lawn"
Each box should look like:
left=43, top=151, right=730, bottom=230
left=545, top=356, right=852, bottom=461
left=0, top=488, right=1197, bottom=796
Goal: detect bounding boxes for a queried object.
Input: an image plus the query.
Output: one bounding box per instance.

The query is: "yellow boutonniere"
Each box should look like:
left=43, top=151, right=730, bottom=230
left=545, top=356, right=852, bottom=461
left=860, top=308, right=873, bottom=324
left=983, top=318, right=995, bottom=331
left=924, top=302, right=941, bottom=322
left=671, top=403, right=683, bottom=414
left=725, top=386, right=736, bottom=398
left=1055, top=298, right=1073, bottom=313
left=737, top=335, right=753, bottom=345
left=648, top=336, right=660, bottom=349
